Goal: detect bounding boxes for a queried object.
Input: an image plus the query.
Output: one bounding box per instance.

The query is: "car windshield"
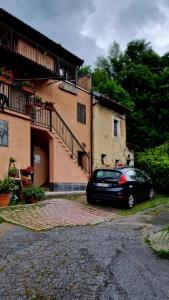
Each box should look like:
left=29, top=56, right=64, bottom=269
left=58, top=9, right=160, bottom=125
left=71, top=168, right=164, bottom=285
left=95, top=170, right=121, bottom=180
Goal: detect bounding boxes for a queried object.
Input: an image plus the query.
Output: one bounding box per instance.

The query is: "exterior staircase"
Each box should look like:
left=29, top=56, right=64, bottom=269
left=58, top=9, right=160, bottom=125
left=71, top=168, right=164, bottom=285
left=33, top=103, right=90, bottom=177
left=0, top=81, right=90, bottom=179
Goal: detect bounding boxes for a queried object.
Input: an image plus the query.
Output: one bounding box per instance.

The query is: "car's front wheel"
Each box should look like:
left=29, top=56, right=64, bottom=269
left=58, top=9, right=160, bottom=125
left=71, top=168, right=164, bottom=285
left=126, top=194, right=135, bottom=209
left=87, top=196, right=96, bottom=204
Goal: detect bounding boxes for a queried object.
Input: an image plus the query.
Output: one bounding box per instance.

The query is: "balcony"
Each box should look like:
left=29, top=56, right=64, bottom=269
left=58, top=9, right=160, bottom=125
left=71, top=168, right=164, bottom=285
left=0, top=81, right=52, bottom=128
left=0, top=81, right=90, bottom=174
left=0, top=23, right=77, bottom=83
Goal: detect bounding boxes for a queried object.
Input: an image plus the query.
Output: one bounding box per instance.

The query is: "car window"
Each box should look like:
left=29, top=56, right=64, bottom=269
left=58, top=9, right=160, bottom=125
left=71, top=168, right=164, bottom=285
left=95, top=170, right=121, bottom=180
left=135, top=170, right=147, bottom=181
left=126, top=169, right=136, bottom=180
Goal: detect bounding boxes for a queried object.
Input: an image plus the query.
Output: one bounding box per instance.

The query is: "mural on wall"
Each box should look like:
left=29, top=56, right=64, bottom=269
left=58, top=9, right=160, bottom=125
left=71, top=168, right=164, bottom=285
left=0, top=120, right=8, bottom=147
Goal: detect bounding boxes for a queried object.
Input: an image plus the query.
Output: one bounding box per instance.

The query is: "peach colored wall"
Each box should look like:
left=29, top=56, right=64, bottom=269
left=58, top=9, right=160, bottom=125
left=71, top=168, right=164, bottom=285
left=0, top=112, right=30, bottom=179
left=50, top=135, right=88, bottom=183
left=34, top=81, right=91, bottom=154
left=16, top=39, right=55, bottom=70
left=33, top=146, right=48, bottom=186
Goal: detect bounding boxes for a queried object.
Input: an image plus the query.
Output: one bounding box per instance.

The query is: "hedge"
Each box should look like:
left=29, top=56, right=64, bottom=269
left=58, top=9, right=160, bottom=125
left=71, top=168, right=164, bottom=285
left=136, top=143, right=169, bottom=193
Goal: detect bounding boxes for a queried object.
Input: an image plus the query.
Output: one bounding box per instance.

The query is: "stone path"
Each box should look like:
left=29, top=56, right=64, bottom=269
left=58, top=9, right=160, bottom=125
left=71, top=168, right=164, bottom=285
left=0, top=199, right=119, bottom=231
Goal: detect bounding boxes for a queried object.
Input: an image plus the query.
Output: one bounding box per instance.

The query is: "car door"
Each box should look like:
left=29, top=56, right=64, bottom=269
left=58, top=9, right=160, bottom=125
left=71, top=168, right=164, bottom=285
left=135, top=169, right=149, bottom=200
left=125, top=169, right=138, bottom=197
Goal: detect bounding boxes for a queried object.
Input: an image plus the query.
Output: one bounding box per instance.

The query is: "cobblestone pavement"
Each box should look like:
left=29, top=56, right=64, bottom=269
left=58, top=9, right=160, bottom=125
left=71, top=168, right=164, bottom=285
left=0, top=199, right=119, bottom=231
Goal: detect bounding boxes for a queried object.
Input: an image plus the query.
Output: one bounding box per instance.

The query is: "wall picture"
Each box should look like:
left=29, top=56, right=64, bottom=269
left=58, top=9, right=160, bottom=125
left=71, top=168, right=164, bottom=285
left=0, top=120, right=8, bottom=147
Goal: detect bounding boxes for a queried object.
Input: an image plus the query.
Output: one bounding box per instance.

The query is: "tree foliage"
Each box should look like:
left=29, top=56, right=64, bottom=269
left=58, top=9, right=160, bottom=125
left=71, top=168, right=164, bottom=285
left=79, top=39, right=169, bottom=150
left=136, top=143, right=169, bottom=192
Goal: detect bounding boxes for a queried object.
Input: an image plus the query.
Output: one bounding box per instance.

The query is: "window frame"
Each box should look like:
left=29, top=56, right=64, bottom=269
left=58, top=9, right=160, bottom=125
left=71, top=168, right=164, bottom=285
left=113, top=118, right=120, bottom=137
left=77, top=102, right=86, bottom=124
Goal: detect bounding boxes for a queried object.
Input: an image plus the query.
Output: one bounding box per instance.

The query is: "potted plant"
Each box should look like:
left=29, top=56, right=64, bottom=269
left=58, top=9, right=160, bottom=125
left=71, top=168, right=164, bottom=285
left=9, top=157, right=16, bottom=164
left=21, top=81, right=34, bottom=94
left=0, top=66, right=13, bottom=85
left=35, top=96, right=44, bottom=108
left=8, top=166, right=19, bottom=178
left=0, top=177, right=18, bottom=207
left=23, top=186, right=45, bottom=204
left=23, top=166, right=34, bottom=175
left=45, top=101, right=54, bottom=111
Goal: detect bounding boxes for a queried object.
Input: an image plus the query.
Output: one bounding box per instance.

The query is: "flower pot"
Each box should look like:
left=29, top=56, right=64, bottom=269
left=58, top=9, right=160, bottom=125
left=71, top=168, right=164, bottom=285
left=31, top=197, right=38, bottom=204
left=0, top=192, right=10, bottom=207
left=22, top=86, right=34, bottom=94
left=9, top=174, right=18, bottom=178
left=0, top=75, right=12, bottom=85
left=36, top=103, right=44, bottom=108
left=45, top=106, right=53, bottom=111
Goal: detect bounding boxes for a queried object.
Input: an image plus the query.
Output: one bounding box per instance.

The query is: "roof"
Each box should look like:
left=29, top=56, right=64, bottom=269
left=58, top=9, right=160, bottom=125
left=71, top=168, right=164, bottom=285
left=93, top=91, right=131, bottom=114
left=0, top=8, right=83, bottom=67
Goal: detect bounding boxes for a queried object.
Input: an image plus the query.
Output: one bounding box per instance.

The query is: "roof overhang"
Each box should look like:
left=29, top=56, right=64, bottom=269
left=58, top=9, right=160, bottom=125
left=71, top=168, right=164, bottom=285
left=0, top=8, right=84, bottom=67
left=93, top=91, right=131, bottom=114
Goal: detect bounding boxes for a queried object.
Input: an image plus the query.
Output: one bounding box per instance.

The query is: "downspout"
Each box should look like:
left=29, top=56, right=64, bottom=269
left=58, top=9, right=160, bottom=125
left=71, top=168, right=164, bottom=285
left=90, top=88, right=93, bottom=175
left=91, top=97, right=101, bottom=173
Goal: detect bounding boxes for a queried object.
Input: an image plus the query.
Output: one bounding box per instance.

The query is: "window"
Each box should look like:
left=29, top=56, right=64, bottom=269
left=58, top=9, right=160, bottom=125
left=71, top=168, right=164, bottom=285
left=126, top=170, right=136, bottom=180
left=135, top=170, right=147, bottom=181
left=95, top=170, right=121, bottom=180
left=0, top=120, right=8, bottom=147
left=101, top=154, right=106, bottom=165
left=114, top=119, right=119, bottom=136
left=115, top=159, right=119, bottom=166
left=77, top=103, right=86, bottom=124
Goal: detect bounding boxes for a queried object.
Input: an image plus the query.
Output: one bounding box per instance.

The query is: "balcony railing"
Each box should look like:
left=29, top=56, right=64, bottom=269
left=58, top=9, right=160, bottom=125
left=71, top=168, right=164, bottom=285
left=0, top=23, right=77, bottom=83
left=0, top=81, right=90, bottom=174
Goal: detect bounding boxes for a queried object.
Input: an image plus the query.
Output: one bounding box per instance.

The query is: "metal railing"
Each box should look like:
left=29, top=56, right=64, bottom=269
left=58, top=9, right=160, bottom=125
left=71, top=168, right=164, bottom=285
left=0, top=81, right=90, bottom=174
left=34, top=106, right=90, bottom=174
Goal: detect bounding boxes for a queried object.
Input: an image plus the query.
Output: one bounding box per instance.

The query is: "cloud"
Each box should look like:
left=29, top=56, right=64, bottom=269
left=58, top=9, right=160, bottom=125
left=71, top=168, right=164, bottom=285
left=1, top=0, right=169, bottom=66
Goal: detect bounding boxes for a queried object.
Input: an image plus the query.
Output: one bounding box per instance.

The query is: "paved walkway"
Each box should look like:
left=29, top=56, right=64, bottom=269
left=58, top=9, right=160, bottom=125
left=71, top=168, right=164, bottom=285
left=0, top=199, right=119, bottom=231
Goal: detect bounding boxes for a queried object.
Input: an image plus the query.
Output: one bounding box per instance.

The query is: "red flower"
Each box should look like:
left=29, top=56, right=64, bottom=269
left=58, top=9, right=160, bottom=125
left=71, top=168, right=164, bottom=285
left=24, top=166, right=34, bottom=174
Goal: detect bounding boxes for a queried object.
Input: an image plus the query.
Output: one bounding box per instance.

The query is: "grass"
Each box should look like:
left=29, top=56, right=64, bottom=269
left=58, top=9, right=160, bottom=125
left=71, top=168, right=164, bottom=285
left=119, top=194, right=169, bottom=216
left=145, top=227, right=169, bottom=260
left=0, top=216, right=4, bottom=224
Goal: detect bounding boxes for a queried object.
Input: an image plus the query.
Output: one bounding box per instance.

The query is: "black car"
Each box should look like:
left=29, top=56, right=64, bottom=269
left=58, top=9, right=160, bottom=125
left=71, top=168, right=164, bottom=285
left=86, top=168, right=155, bottom=208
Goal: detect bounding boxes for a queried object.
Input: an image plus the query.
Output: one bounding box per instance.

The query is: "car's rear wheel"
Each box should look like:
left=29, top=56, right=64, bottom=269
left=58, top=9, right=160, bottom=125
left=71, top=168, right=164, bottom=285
left=149, top=188, right=155, bottom=200
left=87, top=196, right=96, bottom=204
left=126, top=194, right=135, bottom=209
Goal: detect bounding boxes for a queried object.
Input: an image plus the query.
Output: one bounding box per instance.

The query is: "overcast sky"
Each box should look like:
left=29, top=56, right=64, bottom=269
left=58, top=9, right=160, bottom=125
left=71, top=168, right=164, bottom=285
left=1, top=0, right=169, bottom=66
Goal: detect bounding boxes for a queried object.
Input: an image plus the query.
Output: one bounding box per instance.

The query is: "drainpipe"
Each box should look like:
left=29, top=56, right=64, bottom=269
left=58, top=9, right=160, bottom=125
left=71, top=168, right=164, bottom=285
left=90, top=88, right=93, bottom=175
left=91, top=96, right=100, bottom=174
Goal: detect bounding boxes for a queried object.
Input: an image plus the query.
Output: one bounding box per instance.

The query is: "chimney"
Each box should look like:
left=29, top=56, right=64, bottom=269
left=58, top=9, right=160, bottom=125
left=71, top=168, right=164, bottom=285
left=77, top=75, right=92, bottom=92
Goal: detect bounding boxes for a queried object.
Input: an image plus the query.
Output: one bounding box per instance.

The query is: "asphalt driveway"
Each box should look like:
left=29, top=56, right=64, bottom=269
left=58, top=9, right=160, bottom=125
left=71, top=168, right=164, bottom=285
left=0, top=210, right=169, bottom=300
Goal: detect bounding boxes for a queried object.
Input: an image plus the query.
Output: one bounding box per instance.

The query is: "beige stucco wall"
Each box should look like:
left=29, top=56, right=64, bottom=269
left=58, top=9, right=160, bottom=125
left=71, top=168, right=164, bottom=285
left=0, top=111, right=30, bottom=179
left=93, top=103, right=131, bottom=170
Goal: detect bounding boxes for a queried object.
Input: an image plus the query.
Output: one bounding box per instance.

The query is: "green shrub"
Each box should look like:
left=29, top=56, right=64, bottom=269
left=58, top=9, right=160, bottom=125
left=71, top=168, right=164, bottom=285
left=23, top=186, right=45, bottom=202
left=136, top=142, right=169, bottom=192
left=0, top=177, right=18, bottom=193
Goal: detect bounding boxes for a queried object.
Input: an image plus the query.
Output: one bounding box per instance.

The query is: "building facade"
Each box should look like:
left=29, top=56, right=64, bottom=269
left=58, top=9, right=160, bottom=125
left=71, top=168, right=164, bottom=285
left=92, top=92, right=134, bottom=170
left=0, top=9, right=91, bottom=191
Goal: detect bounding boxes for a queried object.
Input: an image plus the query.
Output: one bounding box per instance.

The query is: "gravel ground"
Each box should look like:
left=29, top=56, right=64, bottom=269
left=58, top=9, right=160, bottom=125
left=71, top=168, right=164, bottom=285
left=0, top=219, right=169, bottom=300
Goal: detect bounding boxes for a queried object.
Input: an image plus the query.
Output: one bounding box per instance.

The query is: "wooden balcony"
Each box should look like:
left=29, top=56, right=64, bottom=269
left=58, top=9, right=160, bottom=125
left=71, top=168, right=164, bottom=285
left=0, top=23, right=77, bottom=83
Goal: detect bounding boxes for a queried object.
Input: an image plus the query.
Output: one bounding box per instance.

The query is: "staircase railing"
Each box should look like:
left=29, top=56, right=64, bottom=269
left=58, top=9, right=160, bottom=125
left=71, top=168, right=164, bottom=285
left=34, top=106, right=90, bottom=174
left=0, top=81, right=90, bottom=175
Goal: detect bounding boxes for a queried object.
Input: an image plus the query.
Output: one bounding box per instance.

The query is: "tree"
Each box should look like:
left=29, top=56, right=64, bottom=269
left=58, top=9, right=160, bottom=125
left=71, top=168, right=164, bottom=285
left=91, top=39, right=169, bottom=149
left=78, top=65, right=92, bottom=77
